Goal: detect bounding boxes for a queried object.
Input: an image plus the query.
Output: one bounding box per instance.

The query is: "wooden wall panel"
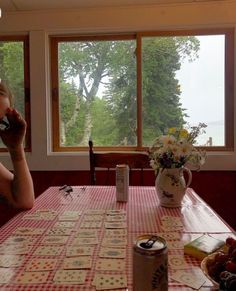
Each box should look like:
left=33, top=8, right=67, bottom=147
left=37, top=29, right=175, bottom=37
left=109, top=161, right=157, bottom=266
left=189, top=171, right=236, bottom=231
left=30, top=170, right=156, bottom=197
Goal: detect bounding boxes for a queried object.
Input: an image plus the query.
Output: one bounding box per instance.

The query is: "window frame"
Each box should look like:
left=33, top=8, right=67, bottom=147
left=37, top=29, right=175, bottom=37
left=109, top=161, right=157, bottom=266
left=50, top=28, right=234, bottom=152
left=0, top=35, right=31, bottom=152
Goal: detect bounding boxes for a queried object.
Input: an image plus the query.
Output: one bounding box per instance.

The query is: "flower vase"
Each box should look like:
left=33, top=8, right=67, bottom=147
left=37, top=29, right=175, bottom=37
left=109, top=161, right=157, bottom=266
left=155, top=167, right=192, bottom=208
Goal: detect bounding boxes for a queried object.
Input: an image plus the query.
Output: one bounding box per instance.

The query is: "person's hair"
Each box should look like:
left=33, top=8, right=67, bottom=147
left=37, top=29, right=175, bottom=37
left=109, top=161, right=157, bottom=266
left=0, top=82, right=13, bottom=106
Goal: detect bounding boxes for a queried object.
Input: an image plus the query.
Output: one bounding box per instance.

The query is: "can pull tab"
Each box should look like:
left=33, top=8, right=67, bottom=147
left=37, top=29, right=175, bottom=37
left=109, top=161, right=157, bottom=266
left=140, top=236, right=158, bottom=249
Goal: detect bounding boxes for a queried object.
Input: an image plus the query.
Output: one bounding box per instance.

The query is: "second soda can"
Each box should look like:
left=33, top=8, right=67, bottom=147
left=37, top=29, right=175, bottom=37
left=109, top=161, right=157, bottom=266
left=116, top=164, right=129, bottom=202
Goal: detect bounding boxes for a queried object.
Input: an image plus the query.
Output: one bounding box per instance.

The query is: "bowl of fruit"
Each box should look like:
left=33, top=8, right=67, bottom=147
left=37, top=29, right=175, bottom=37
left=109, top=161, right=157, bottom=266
left=201, top=236, right=236, bottom=290
left=201, top=252, right=220, bottom=288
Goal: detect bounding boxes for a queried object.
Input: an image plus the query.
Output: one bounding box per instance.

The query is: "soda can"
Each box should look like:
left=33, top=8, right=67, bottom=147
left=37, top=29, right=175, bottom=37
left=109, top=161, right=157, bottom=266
left=133, top=234, right=168, bottom=291
left=116, top=164, right=129, bottom=202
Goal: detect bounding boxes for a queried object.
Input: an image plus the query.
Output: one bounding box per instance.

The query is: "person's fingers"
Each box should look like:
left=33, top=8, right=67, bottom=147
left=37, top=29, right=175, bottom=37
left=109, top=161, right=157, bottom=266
left=6, top=108, right=26, bottom=126
left=6, top=108, right=17, bottom=119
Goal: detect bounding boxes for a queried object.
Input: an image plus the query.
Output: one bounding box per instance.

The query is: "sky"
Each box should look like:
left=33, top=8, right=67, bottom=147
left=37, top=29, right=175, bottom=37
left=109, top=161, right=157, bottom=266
left=176, top=35, right=225, bottom=145
left=176, top=35, right=225, bottom=125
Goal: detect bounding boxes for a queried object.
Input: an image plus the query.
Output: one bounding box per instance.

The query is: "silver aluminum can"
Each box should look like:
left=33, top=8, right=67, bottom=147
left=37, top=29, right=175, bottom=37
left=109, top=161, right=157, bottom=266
left=133, top=234, right=168, bottom=291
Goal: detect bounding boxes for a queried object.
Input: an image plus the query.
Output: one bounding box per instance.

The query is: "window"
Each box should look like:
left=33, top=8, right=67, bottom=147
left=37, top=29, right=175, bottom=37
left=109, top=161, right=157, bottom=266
left=50, top=28, right=234, bottom=152
left=0, top=35, right=31, bottom=151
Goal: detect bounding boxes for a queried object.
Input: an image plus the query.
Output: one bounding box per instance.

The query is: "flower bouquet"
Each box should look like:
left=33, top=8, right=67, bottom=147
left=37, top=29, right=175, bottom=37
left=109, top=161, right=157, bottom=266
left=149, top=123, right=207, bottom=176
left=149, top=123, right=207, bottom=207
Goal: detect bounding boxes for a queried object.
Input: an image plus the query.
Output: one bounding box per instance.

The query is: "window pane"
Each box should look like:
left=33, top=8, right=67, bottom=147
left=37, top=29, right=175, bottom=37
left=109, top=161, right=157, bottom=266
left=0, top=41, right=25, bottom=148
left=142, top=35, right=225, bottom=147
left=58, top=39, right=136, bottom=147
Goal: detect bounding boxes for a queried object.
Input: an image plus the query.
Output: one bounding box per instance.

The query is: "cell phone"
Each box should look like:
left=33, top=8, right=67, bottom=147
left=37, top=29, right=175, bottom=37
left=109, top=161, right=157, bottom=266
left=0, top=117, right=10, bottom=131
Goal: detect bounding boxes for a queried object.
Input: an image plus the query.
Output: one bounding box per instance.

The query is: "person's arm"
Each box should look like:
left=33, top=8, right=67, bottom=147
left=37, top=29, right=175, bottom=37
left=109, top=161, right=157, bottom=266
left=10, top=145, right=34, bottom=208
left=0, top=108, right=34, bottom=209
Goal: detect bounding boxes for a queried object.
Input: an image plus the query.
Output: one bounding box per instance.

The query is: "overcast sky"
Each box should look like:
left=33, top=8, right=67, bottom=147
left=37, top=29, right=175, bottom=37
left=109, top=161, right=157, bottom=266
left=176, top=35, right=225, bottom=125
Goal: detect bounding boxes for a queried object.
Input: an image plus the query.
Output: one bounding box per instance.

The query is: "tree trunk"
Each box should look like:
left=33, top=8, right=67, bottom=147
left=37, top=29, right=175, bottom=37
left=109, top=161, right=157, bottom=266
left=60, top=121, right=66, bottom=145
left=79, top=99, right=93, bottom=145
left=65, top=94, right=81, bottom=129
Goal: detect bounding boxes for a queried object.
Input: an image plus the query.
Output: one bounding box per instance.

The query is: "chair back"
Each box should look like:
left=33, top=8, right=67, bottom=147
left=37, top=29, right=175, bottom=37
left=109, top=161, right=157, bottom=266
left=89, top=140, right=151, bottom=185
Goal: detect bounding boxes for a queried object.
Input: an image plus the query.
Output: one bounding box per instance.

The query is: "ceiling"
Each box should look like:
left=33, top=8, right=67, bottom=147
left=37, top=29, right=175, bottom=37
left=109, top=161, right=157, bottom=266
left=0, top=0, right=228, bottom=12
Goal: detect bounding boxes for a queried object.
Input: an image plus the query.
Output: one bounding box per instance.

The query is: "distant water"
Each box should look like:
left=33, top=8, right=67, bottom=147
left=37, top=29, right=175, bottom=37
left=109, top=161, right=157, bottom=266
left=195, top=121, right=224, bottom=146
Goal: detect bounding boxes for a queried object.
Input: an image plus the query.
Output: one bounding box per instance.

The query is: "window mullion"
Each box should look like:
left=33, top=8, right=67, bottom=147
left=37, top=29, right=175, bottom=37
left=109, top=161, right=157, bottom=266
left=136, top=34, right=142, bottom=149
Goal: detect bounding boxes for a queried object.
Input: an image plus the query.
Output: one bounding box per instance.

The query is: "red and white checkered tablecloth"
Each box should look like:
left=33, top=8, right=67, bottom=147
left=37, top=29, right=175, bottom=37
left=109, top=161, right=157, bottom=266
left=0, top=186, right=234, bottom=290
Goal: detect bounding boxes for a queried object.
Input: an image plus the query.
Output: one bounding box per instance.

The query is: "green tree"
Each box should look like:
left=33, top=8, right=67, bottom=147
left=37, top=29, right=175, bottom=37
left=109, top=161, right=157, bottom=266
left=105, top=36, right=199, bottom=146
left=104, top=41, right=137, bottom=146
left=58, top=36, right=199, bottom=147
left=0, top=42, right=25, bottom=113
left=59, top=41, right=113, bottom=145
left=91, top=97, right=117, bottom=145
left=142, top=36, right=199, bottom=145
left=59, top=80, right=86, bottom=146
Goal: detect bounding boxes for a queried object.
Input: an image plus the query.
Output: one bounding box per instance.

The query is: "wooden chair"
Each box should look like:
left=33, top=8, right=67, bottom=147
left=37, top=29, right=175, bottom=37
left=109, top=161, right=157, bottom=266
left=89, top=140, right=151, bottom=185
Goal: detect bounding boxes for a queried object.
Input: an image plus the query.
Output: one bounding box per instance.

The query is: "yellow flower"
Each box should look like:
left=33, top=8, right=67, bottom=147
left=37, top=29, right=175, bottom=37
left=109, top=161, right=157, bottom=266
left=179, top=129, right=189, bottom=138
left=168, top=127, right=177, bottom=134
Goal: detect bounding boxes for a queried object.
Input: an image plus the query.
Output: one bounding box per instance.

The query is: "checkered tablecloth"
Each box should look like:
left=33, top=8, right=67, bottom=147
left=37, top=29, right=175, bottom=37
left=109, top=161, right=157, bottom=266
left=0, top=186, right=234, bottom=290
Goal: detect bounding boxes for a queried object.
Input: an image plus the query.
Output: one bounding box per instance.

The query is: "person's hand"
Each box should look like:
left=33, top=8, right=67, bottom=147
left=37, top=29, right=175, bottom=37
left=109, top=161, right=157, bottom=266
left=0, top=108, right=26, bottom=150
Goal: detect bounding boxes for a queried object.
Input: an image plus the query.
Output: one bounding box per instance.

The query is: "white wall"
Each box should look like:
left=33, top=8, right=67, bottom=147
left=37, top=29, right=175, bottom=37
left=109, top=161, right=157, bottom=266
left=0, top=1, right=236, bottom=170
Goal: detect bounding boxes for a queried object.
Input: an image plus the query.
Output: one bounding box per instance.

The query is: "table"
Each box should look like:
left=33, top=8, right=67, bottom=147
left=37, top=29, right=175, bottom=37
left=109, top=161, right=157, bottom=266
left=0, top=186, right=234, bottom=290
